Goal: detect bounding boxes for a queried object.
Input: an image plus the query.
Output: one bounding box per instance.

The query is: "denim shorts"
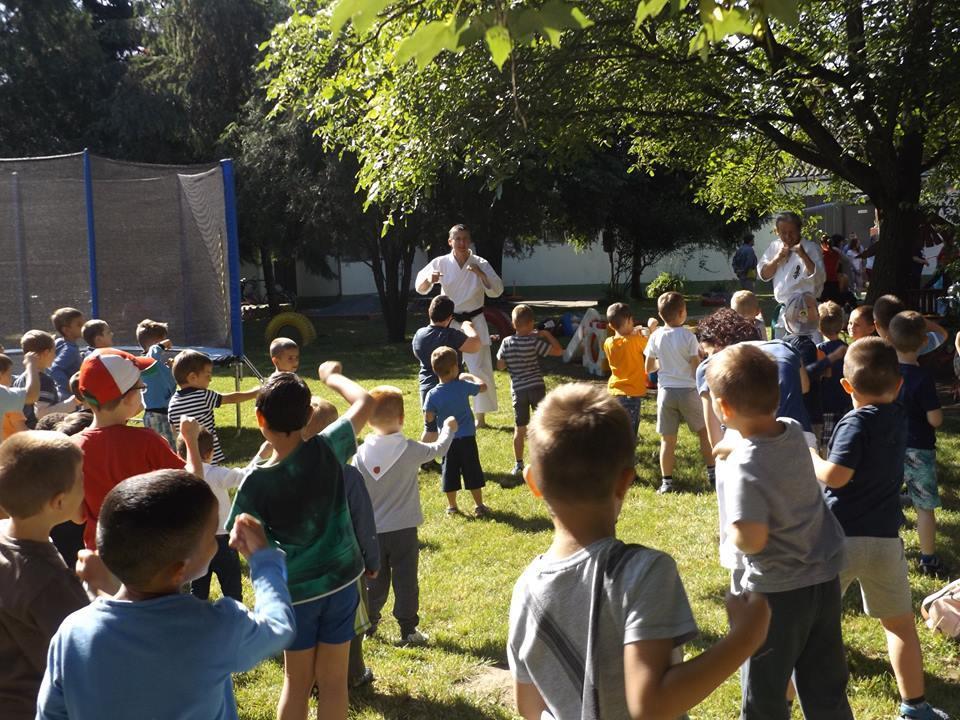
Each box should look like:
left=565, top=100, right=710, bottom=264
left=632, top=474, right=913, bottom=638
left=289, top=581, right=360, bottom=650
left=904, top=447, right=940, bottom=510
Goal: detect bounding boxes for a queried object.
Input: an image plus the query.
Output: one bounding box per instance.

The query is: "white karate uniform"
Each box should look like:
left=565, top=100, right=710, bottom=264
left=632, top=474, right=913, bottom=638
left=416, top=251, right=504, bottom=413
left=757, top=238, right=826, bottom=304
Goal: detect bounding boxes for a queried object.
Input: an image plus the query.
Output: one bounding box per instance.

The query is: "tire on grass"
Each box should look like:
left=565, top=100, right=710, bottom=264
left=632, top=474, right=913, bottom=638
left=265, top=312, right=317, bottom=348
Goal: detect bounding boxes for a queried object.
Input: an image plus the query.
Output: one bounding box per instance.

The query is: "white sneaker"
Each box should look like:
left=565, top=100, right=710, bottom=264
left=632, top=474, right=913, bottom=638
left=399, top=629, right=429, bottom=646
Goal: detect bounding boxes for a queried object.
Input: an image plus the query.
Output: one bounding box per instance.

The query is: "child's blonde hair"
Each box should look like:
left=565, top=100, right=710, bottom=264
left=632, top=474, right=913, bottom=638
left=20, top=330, right=55, bottom=354
left=136, top=319, right=169, bottom=351
left=818, top=301, right=845, bottom=337
left=0, top=431, right=82, bottom=518
left=50, top=307, right=83, bottom=335
left=369, top=385, right=405, bottom=426
left=705, top=344, right=779, bottom=417
left=430, top=346, right=459, bottom=378
left=527, top=383, right=635, bottom=503
left=511, top=304, right=535, bottom=328
left=657, top=292, right=686, bottom=324
left=730, top=290, right=760, bottom=317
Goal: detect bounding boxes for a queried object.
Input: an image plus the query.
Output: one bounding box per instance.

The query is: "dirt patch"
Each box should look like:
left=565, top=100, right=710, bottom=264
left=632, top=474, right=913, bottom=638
left=461, top=664, right=514, bottom=705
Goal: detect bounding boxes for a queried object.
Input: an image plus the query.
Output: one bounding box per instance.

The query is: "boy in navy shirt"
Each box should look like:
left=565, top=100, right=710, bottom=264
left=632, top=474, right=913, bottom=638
left=889, top=311, right=946, bottom=577
left=815, top=301, right=852, bottom=450
left=810, top=338, right=947, bottom=720
left=424, top=346, right=489, bottom=517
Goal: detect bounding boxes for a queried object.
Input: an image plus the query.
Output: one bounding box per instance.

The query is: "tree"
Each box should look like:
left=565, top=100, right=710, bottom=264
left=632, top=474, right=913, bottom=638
left=265, top=0, right=960, bottom=300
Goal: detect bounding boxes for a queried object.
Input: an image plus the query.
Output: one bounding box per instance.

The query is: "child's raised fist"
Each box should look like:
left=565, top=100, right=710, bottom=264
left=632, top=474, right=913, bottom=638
left=178, top=416, right=200, bottom=443
left=725, top=591, right=770, bottom=653
left=229, top=513, right=269, bottom=559
left=443, top=416, right=458, bottom=434
left=317, top=361, right=343, bottom=383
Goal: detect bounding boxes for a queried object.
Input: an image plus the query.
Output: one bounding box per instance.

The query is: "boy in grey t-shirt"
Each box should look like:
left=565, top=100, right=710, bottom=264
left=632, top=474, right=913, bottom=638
left=508, top=383, right=770, bottom=720
left=707, top=344, right=851, bottom=720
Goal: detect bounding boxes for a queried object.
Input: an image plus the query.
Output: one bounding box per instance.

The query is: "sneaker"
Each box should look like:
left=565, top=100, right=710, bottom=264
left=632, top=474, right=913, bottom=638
left=445, top=506, right=461, bottom=517
left=349, top=667, right=375, bottom=688
left=399, top=629, right=430, bottom=647
left=900, top=701, right=950, bottom=719
left=919, top=556, right=948, bottom=578
left=420, top=459, right=442, bottom=472
left=512, top=461, right=524, bottom=478
left=656, top=480, right=675, bottom=494
left=474, top=504, right=492, bottom=518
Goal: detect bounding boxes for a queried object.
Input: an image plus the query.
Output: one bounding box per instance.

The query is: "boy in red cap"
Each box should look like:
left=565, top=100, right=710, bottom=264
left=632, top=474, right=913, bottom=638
left=74, top=349, right=204, bottom=549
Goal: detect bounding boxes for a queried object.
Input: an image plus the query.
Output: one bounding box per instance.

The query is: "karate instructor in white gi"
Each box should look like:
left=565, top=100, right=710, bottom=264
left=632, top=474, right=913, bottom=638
left=415, top=224, right=503, bottom=427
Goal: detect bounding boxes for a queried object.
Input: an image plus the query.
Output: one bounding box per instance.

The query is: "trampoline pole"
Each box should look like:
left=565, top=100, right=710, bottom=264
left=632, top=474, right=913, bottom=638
left=82, top=149, right=100, bottom=317
left=235, top=360, right=242, bottom=432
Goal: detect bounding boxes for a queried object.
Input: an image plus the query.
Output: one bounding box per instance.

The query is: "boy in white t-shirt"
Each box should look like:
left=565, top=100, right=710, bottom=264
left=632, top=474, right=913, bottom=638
left=644, top=292, right=713, bottom=493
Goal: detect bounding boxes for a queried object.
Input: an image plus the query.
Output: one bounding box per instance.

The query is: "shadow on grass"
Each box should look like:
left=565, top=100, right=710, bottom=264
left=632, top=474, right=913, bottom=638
left=485, top=472, right=525, bottom=490
left=418, top=538, right=441, bottom=552
left=219, top=427, right=268, bottom=460
left=845, top=645, right=960, bottom=714
left=350, top=689, right=513, bottom=719
left=486, top=508, right=552, bottom=534
left=428, top=635, right=507, bottom=665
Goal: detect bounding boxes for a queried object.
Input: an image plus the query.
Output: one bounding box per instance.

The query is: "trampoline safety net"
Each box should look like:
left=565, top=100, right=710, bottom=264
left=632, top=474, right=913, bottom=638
left=0, top=152, right=240, bottom=352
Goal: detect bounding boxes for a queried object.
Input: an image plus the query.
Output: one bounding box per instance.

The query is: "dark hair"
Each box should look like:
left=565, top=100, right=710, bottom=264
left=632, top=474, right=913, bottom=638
left=657, top=291, right=686, bottom=324
left=35, top=412, right=69, bottom=431
left=136, top=319, right=169, bottom=351
left=97, top=470, right=216, bottom=588
left=82, top=319, right=109, bottom=347
left=830, top=233, right=845, bottom=248
left=696, top=308, right=760, bottom=350
left=269, top=337, right=298, bottom=358
left=743, top=233, right=754, bottom=245
left=0, top=431, right=83, bottom=517
left=843, top=337, right=900, bottom=396
left=888, top=311, right=928, bottom=353
left=256, top=372, right=312, bottom=434
left=428, top=295, right=455, bottom=323
left=447, top=224, right=470, bottom=238
left=172, top=349, right=212, bottom=386
left=50, top=307, right=83, bottom=335
left=605, top=302, right=633, bottom=331
left=774, top=211, right=803, bottom=231
left=20, top=329, right=55, bottom=354
left=872, top=295, right=904, bottom=330
left=56, top=411, right=94, bottom=436
left=528, top=384, right=634, bottom=503
left=0, top=354, right=12, bottom=375
left=706, top=344, right=780, bottom=416
left=176, top=427, right=215, bottom=459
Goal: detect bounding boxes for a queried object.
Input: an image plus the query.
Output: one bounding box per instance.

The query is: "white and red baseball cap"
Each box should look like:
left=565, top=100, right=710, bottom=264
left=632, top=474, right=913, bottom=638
left=79, top=349, right=156, bottom=407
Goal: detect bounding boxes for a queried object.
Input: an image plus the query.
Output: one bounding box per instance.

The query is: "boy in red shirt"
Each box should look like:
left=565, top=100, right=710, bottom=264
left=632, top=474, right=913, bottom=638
left=74, top=349, right=203, bottom=549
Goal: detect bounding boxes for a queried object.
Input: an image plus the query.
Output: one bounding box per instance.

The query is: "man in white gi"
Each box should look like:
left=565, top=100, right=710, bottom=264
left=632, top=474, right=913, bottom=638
left=416, top=224, right=503, bottom=427
left=757, top=211, right=826, bottom=338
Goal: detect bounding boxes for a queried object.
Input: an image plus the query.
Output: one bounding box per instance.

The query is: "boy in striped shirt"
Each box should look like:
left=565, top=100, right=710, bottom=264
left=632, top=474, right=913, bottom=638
left=168, top=350, right=260, bottom=464
left=496, top=305, right=563, bottom=477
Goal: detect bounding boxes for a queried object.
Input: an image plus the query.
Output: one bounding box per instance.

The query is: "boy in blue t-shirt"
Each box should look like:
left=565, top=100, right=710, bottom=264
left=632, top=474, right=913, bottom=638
left=424, top=345, right=489, bottom=517
left=136, top=319, right=177, bottom=446
left=814, top=302, right=852, bottom=450
left=888, top=311, right=946, bottom=577
left=227, top=363, right=374, bottom=720
left=49, top=308, right=84, bottom=401
left=810, top=338, right=947, bottom=720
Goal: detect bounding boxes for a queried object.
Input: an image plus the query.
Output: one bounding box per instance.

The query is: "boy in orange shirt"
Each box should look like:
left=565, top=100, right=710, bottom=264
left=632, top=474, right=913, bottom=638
left=603, top=303, right=658, bottom=438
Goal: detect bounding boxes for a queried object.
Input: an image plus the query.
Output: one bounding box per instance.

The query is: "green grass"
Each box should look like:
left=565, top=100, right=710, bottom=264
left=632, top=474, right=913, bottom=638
left=207, top=312, right=960, bottom=720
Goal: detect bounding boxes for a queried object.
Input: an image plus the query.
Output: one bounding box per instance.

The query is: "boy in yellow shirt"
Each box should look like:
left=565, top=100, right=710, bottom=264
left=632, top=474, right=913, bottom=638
left=603, top=303, right=658, bottom=438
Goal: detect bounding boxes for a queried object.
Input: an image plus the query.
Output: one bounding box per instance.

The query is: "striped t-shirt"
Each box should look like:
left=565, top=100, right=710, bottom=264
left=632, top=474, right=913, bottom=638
left=168, top=387, right=224, bottom=464
left=497, top=333, right=550, bottom=394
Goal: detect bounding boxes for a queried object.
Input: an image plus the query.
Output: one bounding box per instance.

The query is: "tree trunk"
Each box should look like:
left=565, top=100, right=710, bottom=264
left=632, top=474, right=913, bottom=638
left=630, top=235, right=643, bottom=299
left=258, top=245, right=281, bottom=315
left=474, top=233, right=505, bottom=277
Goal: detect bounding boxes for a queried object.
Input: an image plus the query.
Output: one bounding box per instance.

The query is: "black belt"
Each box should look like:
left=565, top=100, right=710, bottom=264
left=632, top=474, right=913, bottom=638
left=453, top=307, right=484, bottom=323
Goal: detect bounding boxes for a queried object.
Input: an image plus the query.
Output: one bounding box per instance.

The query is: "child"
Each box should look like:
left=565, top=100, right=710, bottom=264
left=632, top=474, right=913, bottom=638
left=706, top=344, right=851, bottom=719
left=0, top=351, right=40, bottom=442
left=731, top=289, right=766, bottom=340
left=81, top=319, right=113, bottom=352
left=269, top=337, right=300, bottom=375
left=0, top=431, right=89, bottom=720
left=136, top=319, right=177, bottom=446
left=74, top=348, right=204, bottom=549
left=496, top=304, right=563, bottom=477
left=12, top=330, right=78, bottom=428
left=782, top=293, right=828, bottom=443
left=603, top=302, right=658, bottom=437
left=888, top=311, right=946, bottom=577
left=508, top=383, right=770, bottom=720
left=36, top=470, right=295, bottom=720
left=816, top=301, right=852, bottom=449
left=644, top=291, right=713, bottom=493
left=176, top=428, right=253, bottom=603
left=354, top=385, right=456, bottom=645
left=411, top=295, right=480, bottom=442
left=49, top=307, right=84, bottom=401
left=847, top=304, right=876, bottom=341
left=226, top=364, right=374, bottom=720
left=168, top=349, right=259, bottom=464
left=424, top=346, right=489, bottom=517
left=874, top=295, right=947, bottom=355
left=810, top=338, right=948, bottom=720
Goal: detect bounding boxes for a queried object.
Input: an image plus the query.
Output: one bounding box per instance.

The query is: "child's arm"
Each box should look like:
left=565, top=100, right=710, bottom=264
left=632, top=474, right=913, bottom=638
left=343, top=467, right=381, bottom=577
left=798, top=366, right=810, bottom=394
left=927, top=408, right=944, bottom=429
left=645, top=354, right=659, bottom=374
left=75, top=549, right=121, bottom=598
left=808, top=449, right=855, bottom=489
left=459, top=372, right=487, bottom=393
left=515, top=682, right=550, bottom=720
left=622, top=592, right=770, bottom=720
left=37, top=395, right=79, bottom=418
left=459, top=320, right=482, bottom=354
left=729, top=521, right=769, bottom=554
left=411, top=417, right=458, bottom=464
left=319, top=361, right=375, bottom=436
left=20, top=351, right=41, bottom=406
left=701, top=391, right=724, bottom=450
left=496, top=357, right=507, bottom=370
left=178, top=417, right=205, bottom=479
left=537, top=329, right=564, bottom=357
left=220, top=386, right=260, bottom=404
left=48, top=344, right=79, bottom=401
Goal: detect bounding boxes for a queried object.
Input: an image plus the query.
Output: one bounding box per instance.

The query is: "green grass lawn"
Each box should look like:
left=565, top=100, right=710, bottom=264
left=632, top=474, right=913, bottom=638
left=208, top=310, right=960, bottom=720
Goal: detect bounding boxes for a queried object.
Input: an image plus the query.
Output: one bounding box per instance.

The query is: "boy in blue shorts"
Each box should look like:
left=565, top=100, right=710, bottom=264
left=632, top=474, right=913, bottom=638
left=424, top=346, right=489, bottom=517
left=227, top=363, right=374, bottom=720
left=888, top=311, right=946, bottom=577
left=810, top=338, right=947, bottom=720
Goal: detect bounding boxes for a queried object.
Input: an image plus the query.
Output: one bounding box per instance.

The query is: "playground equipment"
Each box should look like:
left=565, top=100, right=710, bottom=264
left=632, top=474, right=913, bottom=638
left=0, top=150, right=263, bottom=424
left=561, top=308, right=610, bottom=377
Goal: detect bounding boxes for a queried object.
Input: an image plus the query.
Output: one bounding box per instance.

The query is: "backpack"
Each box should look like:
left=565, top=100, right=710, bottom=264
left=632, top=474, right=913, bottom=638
left=920, top=578, right=960, bottom=638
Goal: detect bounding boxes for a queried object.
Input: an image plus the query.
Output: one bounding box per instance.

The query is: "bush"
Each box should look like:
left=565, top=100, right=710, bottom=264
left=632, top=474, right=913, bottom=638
left=645, top=272, right=685, bottom=299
